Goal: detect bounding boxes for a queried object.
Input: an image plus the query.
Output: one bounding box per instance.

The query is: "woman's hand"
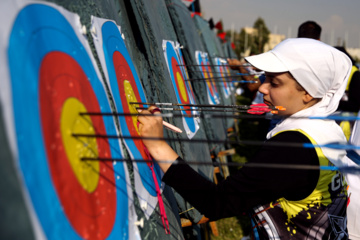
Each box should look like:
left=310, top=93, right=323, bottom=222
left=137, top=106, right=179, bottom=173
left=227, top=58, right=242, bottom=71
left=137, top=106, right=165, bottom=150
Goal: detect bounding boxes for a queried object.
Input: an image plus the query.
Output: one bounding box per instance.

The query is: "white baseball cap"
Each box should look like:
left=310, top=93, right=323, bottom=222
left=245, top=38, right=351, bottom=100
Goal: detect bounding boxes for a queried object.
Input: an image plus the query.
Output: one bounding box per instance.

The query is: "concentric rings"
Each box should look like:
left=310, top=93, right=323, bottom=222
left=8, top=4, right=128, bottom=239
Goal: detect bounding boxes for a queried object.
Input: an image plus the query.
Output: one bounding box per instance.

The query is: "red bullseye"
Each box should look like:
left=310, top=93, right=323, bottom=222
left=39, top=51, right=116, bottom=239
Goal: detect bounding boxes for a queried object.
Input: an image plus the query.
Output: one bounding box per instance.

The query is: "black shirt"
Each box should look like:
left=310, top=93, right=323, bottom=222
left=162, top=131, right=319, bottom=220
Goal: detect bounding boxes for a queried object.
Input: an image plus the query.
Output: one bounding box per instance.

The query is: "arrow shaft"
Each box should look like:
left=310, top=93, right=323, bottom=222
left=130, top=102, right=278, bottom=110
left=80, top=111, right=272, bottom=120
left=185, top=74, right=254, bottom=81
left=72, top=133, right=355, bottom=150
left=135, top=107, right=271, bottom=113
left=177, top=63, right=250, bottom=68
left=80, top=157, right=360, bottom=173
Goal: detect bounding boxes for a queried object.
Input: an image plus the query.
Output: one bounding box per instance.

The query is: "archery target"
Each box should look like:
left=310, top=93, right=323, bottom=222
left=162, top=40, right=199, bottom=139
left=91, top=17, right=162, bottom=217
left=214, top=57, right=231, bottom=98
left=195, top=51, right=220, bottom=105
left=7, top=3, right=130, bottom=239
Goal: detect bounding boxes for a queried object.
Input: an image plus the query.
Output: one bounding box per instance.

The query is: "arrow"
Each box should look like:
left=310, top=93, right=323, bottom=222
left=80, top=157, right=360, bottom=174
left=135, top=107, right=278, bottom=114
left=177, top=63, right=249, bottom=67
left=72, top=133, right=360, bottom=151
left=129, top=102, right=284, bottom=111
left=185, top=73, right=257, bottom=81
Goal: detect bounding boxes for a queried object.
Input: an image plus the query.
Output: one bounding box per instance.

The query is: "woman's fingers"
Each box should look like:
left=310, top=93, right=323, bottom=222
left=137, top=107, right=179, bottom=171
left=137, top=106, right=165, bottom=149
left=137, top=106, right=162, bottom=126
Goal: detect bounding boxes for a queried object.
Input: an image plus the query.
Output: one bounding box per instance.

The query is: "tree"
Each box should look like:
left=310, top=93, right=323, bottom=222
left=230, top=18, right=270, bottom=58
left=238, top=28, right=254, bottom=57
left=251, top=17, right=270, bottom=54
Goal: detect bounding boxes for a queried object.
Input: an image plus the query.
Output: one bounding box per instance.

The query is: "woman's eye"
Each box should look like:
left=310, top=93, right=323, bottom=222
left=270, top=81, right=278, bottom=87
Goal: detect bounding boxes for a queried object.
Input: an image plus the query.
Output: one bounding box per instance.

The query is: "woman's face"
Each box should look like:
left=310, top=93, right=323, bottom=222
left=259, top=72, right=311, bottom=116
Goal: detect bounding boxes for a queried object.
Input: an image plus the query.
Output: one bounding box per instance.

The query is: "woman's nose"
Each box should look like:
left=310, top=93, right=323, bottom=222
left=258, top=82, right=269, bottom=95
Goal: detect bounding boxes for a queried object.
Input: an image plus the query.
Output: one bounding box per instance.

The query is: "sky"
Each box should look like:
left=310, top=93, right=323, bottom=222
left=198, top=0, right=360, bottom=48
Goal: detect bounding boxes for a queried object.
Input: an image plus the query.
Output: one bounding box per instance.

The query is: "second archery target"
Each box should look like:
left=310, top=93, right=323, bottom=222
left=91, top=17, right=163, bottom=218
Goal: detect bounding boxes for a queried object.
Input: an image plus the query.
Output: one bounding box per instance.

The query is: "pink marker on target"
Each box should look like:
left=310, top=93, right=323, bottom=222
left=162, top=120, right=182, bottom=133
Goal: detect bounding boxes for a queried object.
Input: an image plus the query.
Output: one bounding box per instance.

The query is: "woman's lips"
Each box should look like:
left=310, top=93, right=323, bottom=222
left=263, top=99, right=272, bottom=106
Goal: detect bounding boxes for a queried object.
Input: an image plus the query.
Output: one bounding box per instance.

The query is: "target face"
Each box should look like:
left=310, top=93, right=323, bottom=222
left=195, top=51, right=220, bottom=105
left=163, top=40, right=199, bottom=139
left=214, top=57, right=231, bottom=98
left=91, top=18, right=162, bottom=217
left=8, top=4, right=129, bottom=239
left=178, top=52, right=198, bottom=108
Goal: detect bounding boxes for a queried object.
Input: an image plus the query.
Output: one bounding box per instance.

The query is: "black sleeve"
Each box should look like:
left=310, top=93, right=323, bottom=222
left=162, top=131, right=319, bottom=220
left=338, top=71, right=360, bottom=112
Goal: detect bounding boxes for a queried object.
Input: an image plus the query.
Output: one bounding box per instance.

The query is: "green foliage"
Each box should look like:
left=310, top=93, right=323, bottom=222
left=209, top=214, right=252, bottom=239
left=235, top=29, right=254, bottom=58
left=251, top=18, right=270, bottom=54
left=210, top=217, right=246, bottom=240
left=354, top=56, right=360, bottom=64
left=229, top=17, right=270, bottom=58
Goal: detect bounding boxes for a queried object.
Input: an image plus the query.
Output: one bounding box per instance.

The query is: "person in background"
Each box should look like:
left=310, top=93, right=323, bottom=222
left=335, top=46, right=360, bottom=112
left=333, top=46, right=360, bottom=140
left=334, top=46, right=360, bottom=240
left=297, top=20, right=322, bottom=40
left=138, top=38, right=351, bottom=239
left=227, top=58, right=262, bottom=103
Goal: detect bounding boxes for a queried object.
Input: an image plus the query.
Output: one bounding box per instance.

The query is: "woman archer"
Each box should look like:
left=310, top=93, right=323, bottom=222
left=138, top=38, right=351, bottom=239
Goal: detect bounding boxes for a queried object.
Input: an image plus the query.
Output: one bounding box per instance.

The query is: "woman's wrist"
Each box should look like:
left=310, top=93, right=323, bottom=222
left=146, top=141, right=179, bottom=173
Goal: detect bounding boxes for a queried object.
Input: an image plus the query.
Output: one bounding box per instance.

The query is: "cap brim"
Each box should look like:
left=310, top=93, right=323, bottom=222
left=245, top=52, right=288, bottom=73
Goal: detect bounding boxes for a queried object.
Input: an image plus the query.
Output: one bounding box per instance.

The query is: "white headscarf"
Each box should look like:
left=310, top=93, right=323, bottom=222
left=245, top=38, right=352, bottom=167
